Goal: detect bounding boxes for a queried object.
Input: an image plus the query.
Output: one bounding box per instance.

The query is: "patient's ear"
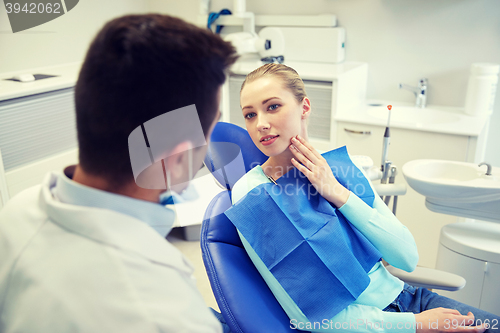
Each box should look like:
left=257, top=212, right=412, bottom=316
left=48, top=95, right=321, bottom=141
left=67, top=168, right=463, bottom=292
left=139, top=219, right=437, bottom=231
left=301, top=97, right=311, bottom=119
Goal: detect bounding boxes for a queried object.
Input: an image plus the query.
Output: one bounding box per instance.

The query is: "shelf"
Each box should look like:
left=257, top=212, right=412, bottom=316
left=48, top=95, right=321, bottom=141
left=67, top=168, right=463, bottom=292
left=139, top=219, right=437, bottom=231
left=230, top=56, right=367, bottom=81
left=202, top=14, right=337, bottom=28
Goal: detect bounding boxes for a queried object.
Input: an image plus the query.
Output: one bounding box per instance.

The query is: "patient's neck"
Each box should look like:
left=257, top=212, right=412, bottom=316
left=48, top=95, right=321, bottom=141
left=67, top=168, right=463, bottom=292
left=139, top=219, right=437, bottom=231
left=262, top=149, right=295, bottom=181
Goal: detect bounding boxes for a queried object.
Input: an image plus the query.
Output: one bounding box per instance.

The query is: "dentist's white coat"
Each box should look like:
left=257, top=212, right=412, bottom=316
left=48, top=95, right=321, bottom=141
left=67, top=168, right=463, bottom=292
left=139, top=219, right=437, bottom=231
left=0, top=173, right=221, bottom=333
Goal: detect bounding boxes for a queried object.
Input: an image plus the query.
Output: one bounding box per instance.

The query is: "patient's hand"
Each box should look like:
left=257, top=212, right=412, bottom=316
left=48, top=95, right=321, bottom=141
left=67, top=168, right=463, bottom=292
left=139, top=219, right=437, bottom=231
left=289, top=135, right=350, bottom=208
left=415, top=308, right=486, bottom=333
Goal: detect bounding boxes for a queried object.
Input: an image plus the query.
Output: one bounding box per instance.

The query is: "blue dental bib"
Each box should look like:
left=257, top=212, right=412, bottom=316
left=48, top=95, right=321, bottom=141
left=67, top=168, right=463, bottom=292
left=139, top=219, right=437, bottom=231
left=224, top=146, right=382, bottom=322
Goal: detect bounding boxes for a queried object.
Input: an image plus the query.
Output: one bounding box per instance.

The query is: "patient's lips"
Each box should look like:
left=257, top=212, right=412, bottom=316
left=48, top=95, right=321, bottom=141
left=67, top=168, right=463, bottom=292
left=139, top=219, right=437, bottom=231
left=260, top=135, right=279, bottom=146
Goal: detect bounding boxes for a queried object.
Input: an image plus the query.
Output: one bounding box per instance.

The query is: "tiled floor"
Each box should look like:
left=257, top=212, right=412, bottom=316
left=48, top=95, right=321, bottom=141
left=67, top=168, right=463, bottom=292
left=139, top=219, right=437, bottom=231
left=167, top=227, right=219, bottom=311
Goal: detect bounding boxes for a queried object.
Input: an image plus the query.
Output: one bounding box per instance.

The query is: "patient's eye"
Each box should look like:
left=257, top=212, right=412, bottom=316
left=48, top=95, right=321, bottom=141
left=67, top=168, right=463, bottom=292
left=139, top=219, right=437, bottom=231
left=268, top=104, right=280, bottom=111
left=244, top=112, right=256, bottom=120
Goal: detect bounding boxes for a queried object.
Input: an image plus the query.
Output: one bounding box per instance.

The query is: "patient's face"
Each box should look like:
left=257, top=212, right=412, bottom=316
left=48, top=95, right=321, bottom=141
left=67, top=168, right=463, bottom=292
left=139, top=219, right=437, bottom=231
left=240, top=77, right=305, bottom=157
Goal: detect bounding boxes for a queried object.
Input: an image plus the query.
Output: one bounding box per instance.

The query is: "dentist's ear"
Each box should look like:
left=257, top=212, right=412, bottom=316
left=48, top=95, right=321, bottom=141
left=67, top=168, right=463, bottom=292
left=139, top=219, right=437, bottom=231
left=163, top=141, right=194, bottom=183
left=301, top=97, right=312, bottom=119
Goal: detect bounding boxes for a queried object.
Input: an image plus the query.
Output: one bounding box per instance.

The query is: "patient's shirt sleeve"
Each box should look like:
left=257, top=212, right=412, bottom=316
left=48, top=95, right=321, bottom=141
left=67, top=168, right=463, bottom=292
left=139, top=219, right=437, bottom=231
left=338, top=169, right=419, bottom=272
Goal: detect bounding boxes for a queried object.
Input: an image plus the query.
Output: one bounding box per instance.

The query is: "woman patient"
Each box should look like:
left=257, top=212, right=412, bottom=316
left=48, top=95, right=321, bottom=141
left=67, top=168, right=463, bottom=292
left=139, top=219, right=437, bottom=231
left=226, top=63, right=499, bottom=333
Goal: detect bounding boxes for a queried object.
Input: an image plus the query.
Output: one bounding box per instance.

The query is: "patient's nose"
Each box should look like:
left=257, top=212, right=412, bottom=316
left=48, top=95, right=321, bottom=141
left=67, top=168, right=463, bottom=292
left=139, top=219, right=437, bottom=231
left=256, top=115, right=270, bottom=131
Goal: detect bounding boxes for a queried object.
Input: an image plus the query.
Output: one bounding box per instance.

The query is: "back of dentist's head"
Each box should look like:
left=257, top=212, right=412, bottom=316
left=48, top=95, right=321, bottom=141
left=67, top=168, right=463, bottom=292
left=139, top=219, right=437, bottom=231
left=75, top=14, right=237, bottom=189
left=240, top=63, right=307, bottom=103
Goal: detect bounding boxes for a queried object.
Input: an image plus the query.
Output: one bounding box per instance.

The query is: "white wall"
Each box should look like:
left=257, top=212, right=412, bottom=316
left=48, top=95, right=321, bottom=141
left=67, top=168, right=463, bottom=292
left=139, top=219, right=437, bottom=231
left=205, top=0, right=500, bottom=167
left=149, top=0, right=200, bottom=25
left=1, top=1, right=497, bottom=165
left=0, top=0, right=149, bottom=73
left=0, top=0, right=497, bottom=269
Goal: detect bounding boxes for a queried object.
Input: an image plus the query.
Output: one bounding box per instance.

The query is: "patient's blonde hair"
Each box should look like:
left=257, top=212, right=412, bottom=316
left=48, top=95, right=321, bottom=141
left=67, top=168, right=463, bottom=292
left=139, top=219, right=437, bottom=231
left=240, top=63, right=307, bottom=103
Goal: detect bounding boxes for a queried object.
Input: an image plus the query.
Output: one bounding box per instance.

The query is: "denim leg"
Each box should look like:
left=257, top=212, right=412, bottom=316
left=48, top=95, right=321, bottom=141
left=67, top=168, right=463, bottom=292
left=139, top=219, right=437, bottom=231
left=384, top=284, right=500, bottom=332
left=383, top=283, right=419, bottom=313
left=417, top=287, right=499, bottom=332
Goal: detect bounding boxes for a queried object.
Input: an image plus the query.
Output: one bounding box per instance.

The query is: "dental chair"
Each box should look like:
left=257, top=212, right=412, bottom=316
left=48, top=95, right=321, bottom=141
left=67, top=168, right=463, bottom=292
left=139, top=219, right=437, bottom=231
left=201, top=122, right=465, bottom=333
left=201, top=122, right=294, bottom=332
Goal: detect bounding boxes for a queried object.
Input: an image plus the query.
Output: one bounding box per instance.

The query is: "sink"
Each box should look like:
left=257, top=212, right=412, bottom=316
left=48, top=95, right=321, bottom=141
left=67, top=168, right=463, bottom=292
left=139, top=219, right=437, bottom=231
left=403, top=159, right=500, bottom=222
left=367, top=106, right=461, bottom=125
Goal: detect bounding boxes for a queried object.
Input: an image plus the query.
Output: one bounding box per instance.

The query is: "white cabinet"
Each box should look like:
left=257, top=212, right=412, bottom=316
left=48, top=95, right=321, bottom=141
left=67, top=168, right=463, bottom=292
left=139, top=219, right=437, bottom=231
left=336, top=121, right=480, bottom=268
left=436, top=244, right=500, bottom=316
left=0, top=62, right=80, bottom=202
left=480, top=261, right=500, bottom=315
left=436, top=244, right=486, bottom=309
left=336, top=121, right=477, bottom=164
left=0, top=88, right=78, bottom=201
left=435, top=221, right=500, bottom=316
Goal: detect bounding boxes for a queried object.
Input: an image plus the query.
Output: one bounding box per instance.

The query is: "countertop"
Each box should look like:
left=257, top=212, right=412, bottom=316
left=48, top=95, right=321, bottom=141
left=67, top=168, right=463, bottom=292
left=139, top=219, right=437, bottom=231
left=0, top=62, right=81, bottom=101
left=335, top=100, right=490, bottom=137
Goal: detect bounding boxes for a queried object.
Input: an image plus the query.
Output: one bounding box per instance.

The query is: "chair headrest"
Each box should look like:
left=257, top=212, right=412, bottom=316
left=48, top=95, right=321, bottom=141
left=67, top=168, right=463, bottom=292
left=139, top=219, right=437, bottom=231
left=204, top=122, right=267, bottom=190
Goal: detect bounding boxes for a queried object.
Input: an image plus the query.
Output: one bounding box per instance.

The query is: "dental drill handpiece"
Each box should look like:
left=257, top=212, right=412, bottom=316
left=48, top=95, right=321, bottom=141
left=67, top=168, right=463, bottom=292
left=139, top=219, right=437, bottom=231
left=381, top=105, right=392, bottom=184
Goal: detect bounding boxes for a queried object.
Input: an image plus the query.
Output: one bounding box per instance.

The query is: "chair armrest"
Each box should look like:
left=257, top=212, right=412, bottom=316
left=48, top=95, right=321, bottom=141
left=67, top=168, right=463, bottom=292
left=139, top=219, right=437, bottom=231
left=386, top=265, right=466, bottom=291
left=372, top=183, right=407, bottom=197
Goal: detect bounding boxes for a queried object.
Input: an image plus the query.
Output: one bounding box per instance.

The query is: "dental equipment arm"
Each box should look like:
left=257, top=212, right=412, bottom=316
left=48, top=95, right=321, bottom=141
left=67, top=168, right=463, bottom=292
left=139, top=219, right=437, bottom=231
left=380, top=105, right=392, bottom=185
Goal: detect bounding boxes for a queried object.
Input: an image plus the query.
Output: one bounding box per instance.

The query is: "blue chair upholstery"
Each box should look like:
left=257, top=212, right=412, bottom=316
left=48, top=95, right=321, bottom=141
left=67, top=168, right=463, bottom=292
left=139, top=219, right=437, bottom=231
left=204, top=122, right=267, bottom=190
left=201, top=192, right=299, bottom=333
left=201, top=122, right=299, bottom=333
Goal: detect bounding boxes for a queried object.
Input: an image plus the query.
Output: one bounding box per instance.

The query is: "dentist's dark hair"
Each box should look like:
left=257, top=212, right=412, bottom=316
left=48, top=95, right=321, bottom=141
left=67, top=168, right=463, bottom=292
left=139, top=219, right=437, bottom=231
left=75, top=14, right=237, bottom=188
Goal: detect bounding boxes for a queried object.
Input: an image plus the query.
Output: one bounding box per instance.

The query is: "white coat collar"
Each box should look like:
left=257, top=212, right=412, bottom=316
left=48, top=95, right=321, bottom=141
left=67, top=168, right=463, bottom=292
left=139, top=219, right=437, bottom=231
left=40, top=171, right=193, bottom=274
left=52, top=166, right=175, bottom=237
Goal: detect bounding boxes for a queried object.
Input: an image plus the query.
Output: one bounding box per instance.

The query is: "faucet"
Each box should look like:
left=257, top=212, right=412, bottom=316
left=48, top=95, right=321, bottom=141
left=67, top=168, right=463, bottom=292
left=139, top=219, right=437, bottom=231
left=399, top=78, right=428, bottom=108
left=478, top=162, right=493, bottom=176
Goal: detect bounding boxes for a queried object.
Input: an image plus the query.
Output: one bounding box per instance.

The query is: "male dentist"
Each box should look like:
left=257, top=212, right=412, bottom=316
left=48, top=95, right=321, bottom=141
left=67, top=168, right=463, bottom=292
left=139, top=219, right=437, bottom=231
left=0, top=14, right=237, bottom=332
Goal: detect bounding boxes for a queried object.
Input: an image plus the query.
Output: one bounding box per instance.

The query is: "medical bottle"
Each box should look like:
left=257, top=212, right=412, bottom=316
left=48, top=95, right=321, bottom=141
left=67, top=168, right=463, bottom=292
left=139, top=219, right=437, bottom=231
left=464, top=63, right=499, bottom=116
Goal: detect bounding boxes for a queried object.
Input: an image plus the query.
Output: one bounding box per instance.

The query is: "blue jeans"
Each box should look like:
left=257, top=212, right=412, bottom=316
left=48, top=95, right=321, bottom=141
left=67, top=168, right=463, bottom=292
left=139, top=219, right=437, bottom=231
left=384, top=283, right=500, bottom=332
